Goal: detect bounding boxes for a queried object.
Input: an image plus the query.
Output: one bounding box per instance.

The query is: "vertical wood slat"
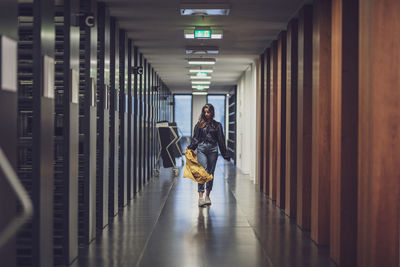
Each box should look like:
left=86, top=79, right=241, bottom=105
left=277, top=31, right=287, bottom=209
left=285, top=18, right=298, bottom=217
left=256, top=55, right=264, bottom=190
left=263, top=50, right=271, bottom=195
left=358, top=0, right=400, bottom=266
left=311, top=0, right=332, bottom=245
left=269, top=40, right=278, bottom=201
left=297, top=5, right=313, bottom=230
left=330, top=0, right=359, bottom=265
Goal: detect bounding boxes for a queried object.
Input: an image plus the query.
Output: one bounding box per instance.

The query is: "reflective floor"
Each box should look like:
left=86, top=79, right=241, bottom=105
left=75, top=158, right=337, bottom=267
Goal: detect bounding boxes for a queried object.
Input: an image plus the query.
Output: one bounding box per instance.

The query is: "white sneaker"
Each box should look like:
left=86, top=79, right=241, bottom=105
left=198, top=197, right=206, bottom=207
left=205, top=196, right=211, bottom=205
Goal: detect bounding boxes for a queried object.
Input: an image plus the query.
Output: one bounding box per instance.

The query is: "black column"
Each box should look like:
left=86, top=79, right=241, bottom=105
left=78, top=0, right=97, bottom=245
left=0, top=0, right=18, bottom=265
left=109, top=17, right=119, bottom=218
left=127, top=39, right=134, bottom=200
left=118, top=29, right=128, bottom=207
left=53, top=0, right=80, bottom=264
left=96, top=2, right=110, bottom=230
left=17, top=0, right=55, bottom=265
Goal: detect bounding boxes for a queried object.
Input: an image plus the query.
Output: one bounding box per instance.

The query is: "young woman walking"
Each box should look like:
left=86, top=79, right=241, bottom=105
left=187, top=103, right=230, bottom=207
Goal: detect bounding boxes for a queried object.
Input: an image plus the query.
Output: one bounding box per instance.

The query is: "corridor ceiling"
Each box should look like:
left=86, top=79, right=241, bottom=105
left=102, top=0, right=309, bottom=93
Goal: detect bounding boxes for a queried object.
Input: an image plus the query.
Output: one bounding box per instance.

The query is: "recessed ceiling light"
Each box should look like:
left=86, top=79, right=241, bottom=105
left=192, top=85, right=210, bottom=90
left=180, top=3, right=230, bottom=16
left=192, top=91, right=208, bottom=95
left=186, top=46, right=219, bottom=55
left=192, top=81, right=211, bottom=84
left=188, top=58, right=216, bottom=65
left=189, top=69, right=214, bottom=73
left=190, top=76, right=211, bottom=79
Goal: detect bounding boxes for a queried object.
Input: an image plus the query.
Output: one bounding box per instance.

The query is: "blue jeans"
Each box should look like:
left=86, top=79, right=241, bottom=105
left=197, top=142, right=218, bottom=193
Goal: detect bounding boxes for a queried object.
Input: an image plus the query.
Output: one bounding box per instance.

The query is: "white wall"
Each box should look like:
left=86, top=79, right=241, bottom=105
left=236, top=61, right=258, bottom=181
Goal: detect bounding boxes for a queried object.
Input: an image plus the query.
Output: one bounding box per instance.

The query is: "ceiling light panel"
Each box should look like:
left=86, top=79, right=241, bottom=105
left=189, top=69, right=213, bottom=73
left=180, top=3, right=230, bottom=16
left=188, top=58, right=216, bottom=65
left=192, top=81, right=211, bottom=84
left=190, top=76, right=211, bottom=79
left=192, top=91, right=208, bottom=95
left=185, top=46, right=219, bottom=55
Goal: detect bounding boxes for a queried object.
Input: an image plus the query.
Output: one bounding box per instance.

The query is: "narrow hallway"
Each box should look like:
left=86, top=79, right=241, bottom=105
left=76, top=158, right=335, bottom=267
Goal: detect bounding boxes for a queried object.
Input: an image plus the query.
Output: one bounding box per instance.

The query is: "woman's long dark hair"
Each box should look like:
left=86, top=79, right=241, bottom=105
left=198, top=103, right=215, bottom=128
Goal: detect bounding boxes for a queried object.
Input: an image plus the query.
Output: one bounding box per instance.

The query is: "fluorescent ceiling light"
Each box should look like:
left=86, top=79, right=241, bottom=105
left=180, top=3, right=230, bottom=16
left=192, top=91, right=208, bottom=95
left=192, top=81, right=211, bottom=84
left=189, top=69, right=213, bottom=73
left=186, top=46, right=219, bottom=55
left=192, top=85, right=209, bottom=90
left=190, top=76, right=211, bottom=79
left=188, top=58, right=216, bottom=65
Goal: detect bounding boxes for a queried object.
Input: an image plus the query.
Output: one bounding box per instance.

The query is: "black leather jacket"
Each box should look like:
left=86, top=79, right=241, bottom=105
left=187, top=121, right=230, bottom=160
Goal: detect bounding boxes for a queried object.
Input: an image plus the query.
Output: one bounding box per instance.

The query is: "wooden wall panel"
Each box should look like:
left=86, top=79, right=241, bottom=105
left=330, top=0, right=359, bottom=265
left=297, top=5, right=313, bottom=230
left=256, top=56, right=264, bottom=189
left=269, top=41, right=278, bottom=201
left=358, top=0, right=400, bottom=267
left=263, top=50, right=271, bottom=195
left=277, top=31, right=287, bottom=209
left=311, top=0, right=332, bottom=245
left=285, top=19, right=298, bottom=217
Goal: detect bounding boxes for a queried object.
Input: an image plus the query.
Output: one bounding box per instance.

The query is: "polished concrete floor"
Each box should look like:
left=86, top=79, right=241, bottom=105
left=74, top=158, right=337, bottom=267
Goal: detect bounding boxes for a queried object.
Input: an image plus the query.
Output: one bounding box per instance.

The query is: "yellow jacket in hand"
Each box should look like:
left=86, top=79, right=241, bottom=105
left=183, top=149, right=213, bottom=184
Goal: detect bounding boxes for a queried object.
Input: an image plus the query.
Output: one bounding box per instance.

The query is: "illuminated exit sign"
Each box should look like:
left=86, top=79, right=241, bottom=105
left=194, top=29, right=211, bottom=39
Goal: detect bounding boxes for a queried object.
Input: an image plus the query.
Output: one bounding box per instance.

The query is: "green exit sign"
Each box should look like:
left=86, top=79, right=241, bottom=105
left=194, top=30, right=211, bottom=39
left=196, top=72, right=208, bottom=77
